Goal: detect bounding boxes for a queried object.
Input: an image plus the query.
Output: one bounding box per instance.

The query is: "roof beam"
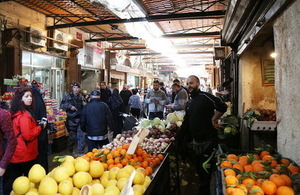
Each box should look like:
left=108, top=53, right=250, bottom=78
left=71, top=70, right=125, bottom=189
left=85, top=36, right=139, bottom=42
left=107, top=46, right=147, bottom=51
left=86, top=32, right=220, bottom=42
left=127, top=51, right=214, bottom=56
left=46, top=10, right=226, bottom=30
left=162, top=32, right=220, bottom=39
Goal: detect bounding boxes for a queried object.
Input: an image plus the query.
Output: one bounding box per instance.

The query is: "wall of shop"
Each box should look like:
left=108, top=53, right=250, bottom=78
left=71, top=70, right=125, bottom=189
left=273, top=0, right=300, bottom=164
left=238, top=42, right=276, bottom=116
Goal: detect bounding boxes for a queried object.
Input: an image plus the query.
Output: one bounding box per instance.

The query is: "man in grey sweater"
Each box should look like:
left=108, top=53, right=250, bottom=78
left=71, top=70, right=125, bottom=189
left=167, top=83, right=189, bottom=111
left=145, top=80, right=167, bottom=119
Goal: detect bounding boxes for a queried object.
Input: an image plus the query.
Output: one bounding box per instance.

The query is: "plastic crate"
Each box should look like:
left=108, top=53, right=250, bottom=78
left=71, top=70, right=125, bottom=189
left=251, top=120, right=277, bottom=131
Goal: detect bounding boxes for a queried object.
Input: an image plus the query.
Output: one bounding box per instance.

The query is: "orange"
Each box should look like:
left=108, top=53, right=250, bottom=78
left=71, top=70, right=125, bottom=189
left=225, top=186, right=235, bottom=195
left=280, top=174, right=292, bottom=187
left=251, top=160, right=262, bottom=166
left=280, top=158, right=291, bottom=166
left=102, top=163, right=108, bottom=170
left=262, top=155, right=273, bottom=162
left=253, top=154, right=260, bottom=160
left=225, top=175, right=238, bottom=186
left=261, top=180, right=277, bottom=195
left=224, top=169, right=236, bottom=177
left=236, top=184, right=247, bottom=193
left=135, top=149, right=144, bottom=156
left=238, top=160, right=248, bottom=167
left=107, top=159, right=114, bottom=165
left=244, top=165, right=253, bottom=172
left=116, top=163, right=123, bottom=168
left=276, top=186, right=295, bottom=195
left=141, top=161, right=149, bottom=169
left=239, top=155, right=249, bottom=163
left=269, top=174, right=286, bottom=188
left=120, top=149, right=127, bottom=155
left=114, top=157, right=121, bottom=164
left=249, top=185, right=264, bottom=195
left=233, top=163, right=244, bottom=172
left=92, top=148, right=98, bottom=153
left=121, top=158, right=128, bottom=166
left=122, top=144, right=129, bottom=150
left=106, top=153, right=113, bottom=160
left=256, top=178, right=265, bottom=187
left=259, top=151, right=270, bottom=159
left=145, top=166, right=153, bottom=176
left=241, top=177, right=255, bottom=188
left=253, top=163, right=265, bottom=172
left=288, top=165, right=299, bottom=174
left=157, top=154, right=164, bottom=161
left=227, top=154, right=239, bottom=162
left=220, top=160, right=233, bottom=168
left=231, top=188, right=246, bottom=195
left=116, top=146, right=122, bottom=151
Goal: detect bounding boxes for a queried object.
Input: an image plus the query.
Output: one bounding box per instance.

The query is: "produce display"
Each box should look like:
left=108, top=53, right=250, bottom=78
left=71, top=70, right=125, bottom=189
left=12, top=154, right=152, bottom=195
left=219, top=146, right=299, bottom=195
left=10, top=111, right=183, bottom=195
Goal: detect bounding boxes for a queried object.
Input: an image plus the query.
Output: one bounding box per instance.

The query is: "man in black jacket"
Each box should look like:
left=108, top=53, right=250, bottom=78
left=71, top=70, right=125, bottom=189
left=80, top=90, right=114, bottom=151
left=179, top=75, right=227, bottom=195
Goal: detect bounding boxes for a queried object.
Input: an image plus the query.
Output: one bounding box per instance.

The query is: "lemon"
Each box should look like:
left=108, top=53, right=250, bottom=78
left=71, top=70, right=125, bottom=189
left=91, top=183, right=104, bottom=195
left=72, top=187, right=80, bottom=195
left=116, top=169, right=130, bottom=180
left=58, top=179, right=73, bottom=195
left=104, top=186, right=120, bottom=195
left=74, top=158, right=89, bottom=172
left=61, top=161, right=76, bottom=177
left=108, top=167, right=120, bottom=180
left=28, top=164, right=46, bottom=183
left=12, top=176, right=30, bottom=195
left=106, top=179, right=117, bottom=187
left=52, top=166, right=70, bottom=183
left=89, top=161, right=104, bottom=178
left=133, top=172, right=145, bottom=185
left=38, top=176, right=58, bottom=195
left=73, top=171, right=92, bottom=189
left=116, top=178, right=128, bottom=191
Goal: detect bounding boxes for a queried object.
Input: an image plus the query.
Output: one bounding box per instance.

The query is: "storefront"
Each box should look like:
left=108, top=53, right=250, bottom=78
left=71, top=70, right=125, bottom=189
left=22, top=51, right=66, bottom=102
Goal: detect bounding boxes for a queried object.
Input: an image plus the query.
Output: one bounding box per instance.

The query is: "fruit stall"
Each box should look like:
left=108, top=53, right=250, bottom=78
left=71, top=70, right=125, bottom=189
left=216, top=144, right=300, bottom=195
left=10, top=111, right=184, bottom=195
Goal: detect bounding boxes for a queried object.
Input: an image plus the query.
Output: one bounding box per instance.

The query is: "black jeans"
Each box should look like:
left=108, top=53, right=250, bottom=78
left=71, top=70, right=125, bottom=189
left=149, top=111, right=164, bottom=120
left=87, top=139, right=109, bottom=152
left=3, top=160, right=36, bottom=195
left=192, top=139, right=218, bottom=195
left=130, top=108, right=141, bottom=119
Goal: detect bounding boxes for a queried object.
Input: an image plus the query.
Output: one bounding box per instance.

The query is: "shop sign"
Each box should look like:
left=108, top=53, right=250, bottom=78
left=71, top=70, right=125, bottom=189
left=97, top=42, right=102, bottom=47
left=76, top=32, right=82, bottom=41
left=93, top=46, right=104, bottom=54
left=261, top=59, right=275, bottom=86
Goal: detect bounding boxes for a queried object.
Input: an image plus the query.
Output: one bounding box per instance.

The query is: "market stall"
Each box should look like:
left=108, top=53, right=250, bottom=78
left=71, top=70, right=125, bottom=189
left=9, top=111, right=184, bottom=195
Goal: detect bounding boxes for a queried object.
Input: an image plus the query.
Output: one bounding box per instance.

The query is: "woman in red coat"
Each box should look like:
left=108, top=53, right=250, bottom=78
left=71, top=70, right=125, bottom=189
left=3, top=87, right=46, bottom=194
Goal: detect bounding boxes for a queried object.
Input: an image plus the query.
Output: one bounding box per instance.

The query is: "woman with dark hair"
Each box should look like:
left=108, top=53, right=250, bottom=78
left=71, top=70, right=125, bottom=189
left=109, top=89, right=123, bottom=137
left=3, top=87, right=46, bottom=194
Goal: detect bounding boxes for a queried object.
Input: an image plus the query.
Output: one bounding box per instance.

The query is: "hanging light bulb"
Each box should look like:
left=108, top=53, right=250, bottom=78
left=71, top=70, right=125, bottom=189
left=270, top=52, right=277, bottom=58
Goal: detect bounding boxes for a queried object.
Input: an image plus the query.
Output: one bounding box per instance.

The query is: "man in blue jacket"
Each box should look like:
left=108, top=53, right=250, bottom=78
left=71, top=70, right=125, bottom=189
left=80, top=90, right=114, bottom=151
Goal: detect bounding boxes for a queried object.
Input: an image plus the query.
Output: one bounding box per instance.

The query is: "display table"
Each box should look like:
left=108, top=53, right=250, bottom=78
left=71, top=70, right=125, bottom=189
left=144, top=153, right=171, bottom=195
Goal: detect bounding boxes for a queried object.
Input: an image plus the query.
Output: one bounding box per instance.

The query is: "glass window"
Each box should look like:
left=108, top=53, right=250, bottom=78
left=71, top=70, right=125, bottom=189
left=32, top=53, right=53, bottom=66
left=22, top=52, right=31, bottom=65
left=22, top=66, right=32, bottom=81
left=55, top=58, right=65, bottom=68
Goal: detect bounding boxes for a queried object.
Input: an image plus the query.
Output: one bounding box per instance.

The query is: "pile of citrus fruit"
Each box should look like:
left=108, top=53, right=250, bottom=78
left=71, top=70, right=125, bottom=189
left=78, top=145, right=165, bottom=176
left=219, top=150, right=299, bottom=195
